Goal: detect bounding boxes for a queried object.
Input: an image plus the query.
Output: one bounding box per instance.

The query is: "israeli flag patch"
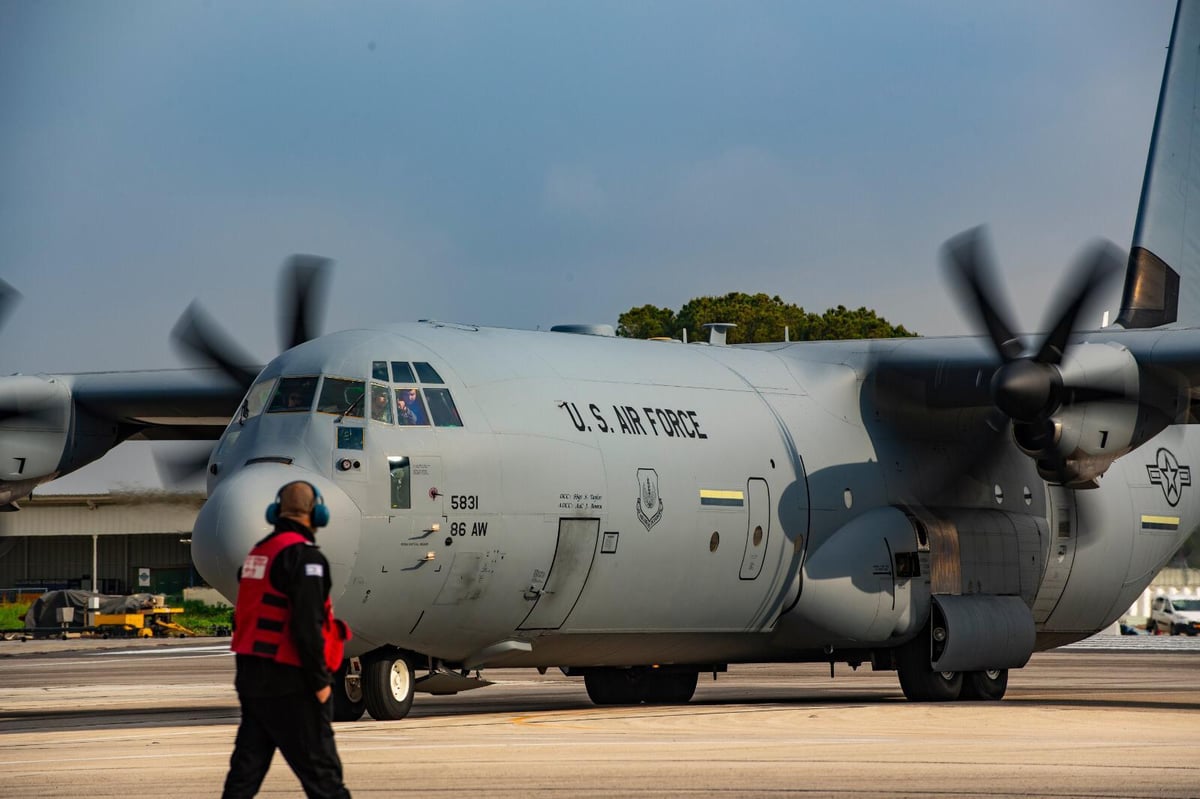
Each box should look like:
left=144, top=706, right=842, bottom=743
left=305, top=563, right=324, bottom=578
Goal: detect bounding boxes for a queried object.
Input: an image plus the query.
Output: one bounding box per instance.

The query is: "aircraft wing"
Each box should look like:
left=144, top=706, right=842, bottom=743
left=0, top=367, right=248, bottom=503
left=64, top=368, right=248, bottom=439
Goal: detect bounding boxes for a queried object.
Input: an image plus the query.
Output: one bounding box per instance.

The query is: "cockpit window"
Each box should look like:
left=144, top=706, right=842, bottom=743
left=424, top=388, right=463, bottom=427
left=239, top=377, right=277, bottom=422
left=391, top=361, right=416, bottom=384
left=370, top=383, right=393, bottom=424
left=396, top=387, right=429, bottom=426
left=316, top=377, right=365, bottom=417
left=267, top=377, right=319, bottom=413
left=413, top=362, right=444, bottom=384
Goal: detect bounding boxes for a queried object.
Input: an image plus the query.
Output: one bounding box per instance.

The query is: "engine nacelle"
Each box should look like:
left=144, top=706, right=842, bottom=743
left=0, top=375, right=72, bottom=504
left=1012, top=342, right=1153, bottom=487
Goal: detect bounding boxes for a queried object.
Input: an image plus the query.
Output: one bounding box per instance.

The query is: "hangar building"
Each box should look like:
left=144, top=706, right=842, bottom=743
left=0, top=492, right=204, bottom=598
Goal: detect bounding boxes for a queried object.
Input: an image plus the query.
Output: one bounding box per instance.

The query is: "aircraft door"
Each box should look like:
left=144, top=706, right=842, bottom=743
left=518, top=518, right=600, bottom=630
left=740, top=478, right=770, bottom=580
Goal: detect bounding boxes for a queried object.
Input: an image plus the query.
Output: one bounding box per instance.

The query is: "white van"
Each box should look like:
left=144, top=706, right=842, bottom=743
left=1149, top=595, right=1200, bottom=635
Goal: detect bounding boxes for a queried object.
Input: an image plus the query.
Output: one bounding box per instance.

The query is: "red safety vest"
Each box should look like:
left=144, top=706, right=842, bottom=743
left=230, top=530, right=349, bottom=673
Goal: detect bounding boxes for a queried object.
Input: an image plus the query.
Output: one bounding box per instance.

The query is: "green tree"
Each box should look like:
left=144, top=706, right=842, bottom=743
left=616, top=304, right=677, bottom=339
left=616, top=293, right=915, bottom=343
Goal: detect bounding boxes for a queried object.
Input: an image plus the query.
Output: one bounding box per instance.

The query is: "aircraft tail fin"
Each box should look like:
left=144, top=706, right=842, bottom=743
left=1117, top=2, right=1199, bottom=329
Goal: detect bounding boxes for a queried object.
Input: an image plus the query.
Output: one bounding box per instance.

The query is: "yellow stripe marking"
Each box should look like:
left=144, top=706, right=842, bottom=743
left=1141, top=515, right=1180, bottom=525
left=699, top=489, right=744, bottom=500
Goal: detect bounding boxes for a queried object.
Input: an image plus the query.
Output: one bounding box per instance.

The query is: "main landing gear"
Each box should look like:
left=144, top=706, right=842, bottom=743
left=362, top=651, right=417, bottom=720
left=894, top=626, right=1009, bottom=702
left=584, top=667, right=699, bottom=705
left=332, top=651, right=418, bottom=722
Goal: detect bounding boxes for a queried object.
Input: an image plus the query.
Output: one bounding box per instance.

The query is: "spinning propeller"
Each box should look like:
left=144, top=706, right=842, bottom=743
left=171, top=255, right=332, bottom=391
left=160, top=255, right=333, bottom=484
left=0, top=282, right=65, bottom=427
left=942, top=227, right=1125, bottom=482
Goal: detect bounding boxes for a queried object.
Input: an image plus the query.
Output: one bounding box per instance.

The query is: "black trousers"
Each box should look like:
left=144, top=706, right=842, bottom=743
left=222, top=691, right=350, bottom=799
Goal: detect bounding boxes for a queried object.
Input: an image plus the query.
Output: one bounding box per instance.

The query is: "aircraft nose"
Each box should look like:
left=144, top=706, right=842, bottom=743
left=191, top=465, right=361, bottom=604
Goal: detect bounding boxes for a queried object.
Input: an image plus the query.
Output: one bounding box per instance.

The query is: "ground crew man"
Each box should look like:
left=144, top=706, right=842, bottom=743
left=222, top=480, right=352, bottom=799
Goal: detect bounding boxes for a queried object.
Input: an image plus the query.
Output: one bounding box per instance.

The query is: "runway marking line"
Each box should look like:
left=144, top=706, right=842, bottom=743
left=509, top=714, right=597, bottom=731
left=95, top=646, right=231, bottom=655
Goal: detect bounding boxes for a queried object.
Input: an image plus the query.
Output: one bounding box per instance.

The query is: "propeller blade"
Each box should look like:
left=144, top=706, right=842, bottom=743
left=171, top=302, right=260, bottom=390
left=942, top=227, right=1025, bottom=362
left=153, top=443, right=215, bottom=487
left=279, top=254, right=332, bottom=352
left=1034, top=241, right=1124, bottom=366
left=0, top=280, right=22, bottom=334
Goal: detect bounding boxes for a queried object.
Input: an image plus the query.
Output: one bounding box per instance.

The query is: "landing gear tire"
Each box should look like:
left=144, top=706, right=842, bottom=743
left=584, top=669, right=644, bottom=705
left=960, top=669, right=1008, bottom=701
left=643, top=670, right=698, bottom=704
left=332, top=659, right=366, bottom=721
left=896, top=628, right=962, bottom=702
left=364, top=652, right=416, bottom=721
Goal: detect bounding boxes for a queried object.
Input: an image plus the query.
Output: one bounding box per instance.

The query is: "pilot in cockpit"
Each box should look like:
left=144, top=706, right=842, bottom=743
left=397, top=388, right=427, bottom=426
left=371, top=386, right=393, bottom=423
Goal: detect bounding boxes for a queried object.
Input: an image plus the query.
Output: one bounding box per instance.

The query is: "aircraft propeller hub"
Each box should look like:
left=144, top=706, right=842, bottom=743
left=991, top=359, right=1061, bottom=422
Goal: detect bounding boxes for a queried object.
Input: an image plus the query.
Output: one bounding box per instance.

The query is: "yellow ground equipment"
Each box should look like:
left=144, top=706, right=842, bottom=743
left=94, top=607, right=196, bottom=638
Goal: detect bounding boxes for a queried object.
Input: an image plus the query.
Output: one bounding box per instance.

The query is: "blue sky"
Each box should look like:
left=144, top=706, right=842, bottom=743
left=0, top=1, right=1179, bottom=488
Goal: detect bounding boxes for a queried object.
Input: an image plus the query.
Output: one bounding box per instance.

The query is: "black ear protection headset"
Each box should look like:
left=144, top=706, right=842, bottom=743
left=266, top=481, right=330, bottom=528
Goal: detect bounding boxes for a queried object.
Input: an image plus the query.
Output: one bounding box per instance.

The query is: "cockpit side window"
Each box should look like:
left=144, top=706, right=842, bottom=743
left=391, top=361, right=416, bottom=383
left=317, top=377, right=365, bottom=417
left=267, top=377, right=319, bottom=413
left=413, top=362, right=444, bottom=384
left=370, top=383, right=393, bottom=424
left=372, top=361, right=389, bottom=381
left=239, top=377, right=277, bottom=422
left=396, top=387, right=429, bottom=426
left=424, top=388, right=463, bottom=427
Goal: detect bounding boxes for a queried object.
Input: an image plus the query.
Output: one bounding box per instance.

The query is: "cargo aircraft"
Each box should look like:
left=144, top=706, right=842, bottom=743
left=1, top=4, right=1199, bottom=721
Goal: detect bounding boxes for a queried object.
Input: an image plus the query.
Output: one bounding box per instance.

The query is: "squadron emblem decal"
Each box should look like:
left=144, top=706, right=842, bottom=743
left=636, top=468, right=664, bottom=531
left=1147, top=447, right=1192, bottom=507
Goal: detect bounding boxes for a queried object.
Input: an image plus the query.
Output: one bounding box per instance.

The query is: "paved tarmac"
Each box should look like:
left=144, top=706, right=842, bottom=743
left=1, top=636, right=1197, bottom=798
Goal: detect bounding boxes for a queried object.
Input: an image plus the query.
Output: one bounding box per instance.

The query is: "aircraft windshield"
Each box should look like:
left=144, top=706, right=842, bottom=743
left=266, top=377, right=319, bottom=413
left=240, top=377, right=276, bottom=421
left=370, top=383, right=393, bottom=423
left=317, top=377, right=365, bottom=417
left=396, top=387, right=428, bottom=426
left=413, top=362, right=444, bottom=384
left=385, top=359, right=462, bottom=427
left=391, top=361, right=416, bottom=383
left=425, top=388, right=462, bottom=426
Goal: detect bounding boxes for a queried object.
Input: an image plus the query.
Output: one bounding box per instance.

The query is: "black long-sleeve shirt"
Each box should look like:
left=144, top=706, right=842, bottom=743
left=234, top=518, right=335, bottom=697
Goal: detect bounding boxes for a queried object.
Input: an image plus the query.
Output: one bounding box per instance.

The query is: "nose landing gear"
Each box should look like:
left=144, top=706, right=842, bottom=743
left=332, top=658, right=366, bottom=721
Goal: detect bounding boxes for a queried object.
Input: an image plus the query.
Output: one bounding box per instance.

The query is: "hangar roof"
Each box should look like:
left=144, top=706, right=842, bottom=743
left=0, top=492, right=204, bottom=537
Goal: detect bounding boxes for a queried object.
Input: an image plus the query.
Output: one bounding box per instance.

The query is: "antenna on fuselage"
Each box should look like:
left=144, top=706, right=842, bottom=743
left=703, top=323, right=736, bottom=346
